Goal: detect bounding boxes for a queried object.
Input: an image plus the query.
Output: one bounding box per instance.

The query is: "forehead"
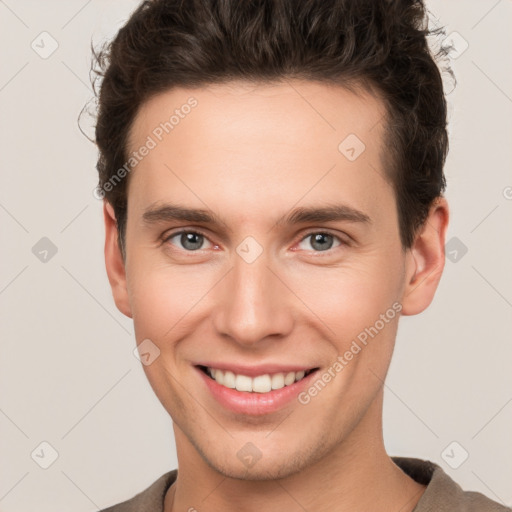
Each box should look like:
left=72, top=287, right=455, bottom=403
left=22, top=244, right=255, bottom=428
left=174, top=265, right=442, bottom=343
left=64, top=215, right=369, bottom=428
left=126, top=80, right=392, bottom=226
left=129, top=79, right=386, bottom=156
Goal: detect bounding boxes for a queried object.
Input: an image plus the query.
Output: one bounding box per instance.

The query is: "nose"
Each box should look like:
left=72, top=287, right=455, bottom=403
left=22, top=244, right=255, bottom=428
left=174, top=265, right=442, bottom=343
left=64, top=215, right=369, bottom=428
left=212, top=247, right=294, bottom=348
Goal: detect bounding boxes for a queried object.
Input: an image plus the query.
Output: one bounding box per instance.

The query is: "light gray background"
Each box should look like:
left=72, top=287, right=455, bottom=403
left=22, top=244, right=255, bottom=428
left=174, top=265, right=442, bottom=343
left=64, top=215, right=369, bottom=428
left=1, top=1, right=511, bottom=511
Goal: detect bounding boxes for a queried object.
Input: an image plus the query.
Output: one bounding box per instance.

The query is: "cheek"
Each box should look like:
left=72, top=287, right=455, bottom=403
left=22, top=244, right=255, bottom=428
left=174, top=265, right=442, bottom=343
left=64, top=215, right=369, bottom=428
left=125, top=262, right=210, bottom=407
left=126, top=237, right=405, bottom=352
left=126, top=259, right=217, bottom=342
left=287, top=251, right=404, bottom=340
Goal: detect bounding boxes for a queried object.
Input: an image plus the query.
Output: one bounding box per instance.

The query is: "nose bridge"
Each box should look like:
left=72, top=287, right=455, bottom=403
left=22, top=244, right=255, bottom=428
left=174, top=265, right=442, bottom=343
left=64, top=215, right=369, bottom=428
left=212, top=242, right=292, bottom=345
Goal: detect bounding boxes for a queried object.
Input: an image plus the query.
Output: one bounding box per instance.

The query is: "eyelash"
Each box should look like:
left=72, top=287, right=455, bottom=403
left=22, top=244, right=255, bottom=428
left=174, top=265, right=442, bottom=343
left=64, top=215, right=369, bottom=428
left=162, top=229, right=348, bottom=255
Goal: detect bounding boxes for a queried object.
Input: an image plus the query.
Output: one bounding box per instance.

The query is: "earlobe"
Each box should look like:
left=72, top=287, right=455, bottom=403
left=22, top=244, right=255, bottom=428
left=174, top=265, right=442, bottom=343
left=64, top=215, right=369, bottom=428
left=103, top=201, right=133, bottom=318
left=401, top=197, right=449, bottom=316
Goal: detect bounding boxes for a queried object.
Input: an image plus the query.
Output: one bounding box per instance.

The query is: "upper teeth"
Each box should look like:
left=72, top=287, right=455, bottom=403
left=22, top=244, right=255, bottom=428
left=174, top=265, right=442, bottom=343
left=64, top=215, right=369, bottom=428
left=207, top=368, right=307, bottom=393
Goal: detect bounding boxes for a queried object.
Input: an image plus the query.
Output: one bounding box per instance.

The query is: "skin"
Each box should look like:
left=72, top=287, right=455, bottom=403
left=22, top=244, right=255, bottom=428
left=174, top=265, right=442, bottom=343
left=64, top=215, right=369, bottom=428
left=104, top=80, right=449, bottom=512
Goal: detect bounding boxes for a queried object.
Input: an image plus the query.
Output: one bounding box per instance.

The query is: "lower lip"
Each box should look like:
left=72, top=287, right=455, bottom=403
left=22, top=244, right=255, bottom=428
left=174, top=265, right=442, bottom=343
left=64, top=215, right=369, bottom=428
left=196, top=366, right=319, bottom=415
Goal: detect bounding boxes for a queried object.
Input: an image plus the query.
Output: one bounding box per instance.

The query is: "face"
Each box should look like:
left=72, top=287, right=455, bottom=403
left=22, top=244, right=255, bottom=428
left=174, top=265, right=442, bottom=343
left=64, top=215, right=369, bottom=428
left=104, top=80, right=446, bottom=480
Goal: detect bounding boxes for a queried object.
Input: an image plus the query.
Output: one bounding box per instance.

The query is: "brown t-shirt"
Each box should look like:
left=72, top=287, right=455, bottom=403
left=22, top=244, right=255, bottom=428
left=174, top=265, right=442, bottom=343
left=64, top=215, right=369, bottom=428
left=99, top=457, right=511, bottom=511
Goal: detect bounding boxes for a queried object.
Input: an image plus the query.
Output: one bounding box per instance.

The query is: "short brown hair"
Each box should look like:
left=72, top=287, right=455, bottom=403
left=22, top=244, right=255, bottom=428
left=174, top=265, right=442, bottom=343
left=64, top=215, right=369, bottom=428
left=92, top=0, right=451, bottom=255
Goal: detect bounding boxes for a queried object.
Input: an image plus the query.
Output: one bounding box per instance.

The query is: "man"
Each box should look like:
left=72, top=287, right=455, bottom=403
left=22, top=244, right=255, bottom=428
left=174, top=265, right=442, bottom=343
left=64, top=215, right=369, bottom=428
left=92, top=0, right=509, bottom=510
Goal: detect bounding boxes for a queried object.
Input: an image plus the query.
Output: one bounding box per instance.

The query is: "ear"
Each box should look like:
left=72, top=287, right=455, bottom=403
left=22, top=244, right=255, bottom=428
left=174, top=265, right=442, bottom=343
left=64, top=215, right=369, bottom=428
left=103, top=201, right=133, bottom=318
left=401, top=196, right=449, bottom=316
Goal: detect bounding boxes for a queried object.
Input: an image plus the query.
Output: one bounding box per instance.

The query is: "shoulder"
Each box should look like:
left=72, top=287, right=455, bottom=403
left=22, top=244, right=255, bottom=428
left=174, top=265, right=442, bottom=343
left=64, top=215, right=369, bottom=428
left=98, top=470, right=177, bottom=512
left=392, top=457, right=511, bottom=512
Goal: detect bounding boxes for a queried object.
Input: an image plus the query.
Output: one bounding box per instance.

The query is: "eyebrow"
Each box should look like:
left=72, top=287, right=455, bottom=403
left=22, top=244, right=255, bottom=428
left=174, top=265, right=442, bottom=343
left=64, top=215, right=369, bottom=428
left=142, top=202, right=371, bottom=230
left=277, top=204, right=371, bottom=226
left=142, top=203, right=230, bottom=230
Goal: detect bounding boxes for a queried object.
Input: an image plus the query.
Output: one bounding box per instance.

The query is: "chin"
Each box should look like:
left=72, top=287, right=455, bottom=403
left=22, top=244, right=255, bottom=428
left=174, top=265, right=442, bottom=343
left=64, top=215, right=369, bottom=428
left=197, top=436, right=331, bottom=482
left=210, top=457, right=306, bottom=481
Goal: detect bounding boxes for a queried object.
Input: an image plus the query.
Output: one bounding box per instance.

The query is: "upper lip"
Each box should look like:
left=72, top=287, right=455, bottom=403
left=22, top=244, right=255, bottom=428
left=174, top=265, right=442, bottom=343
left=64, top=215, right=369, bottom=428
left=196, top=363, right=318, bottom=377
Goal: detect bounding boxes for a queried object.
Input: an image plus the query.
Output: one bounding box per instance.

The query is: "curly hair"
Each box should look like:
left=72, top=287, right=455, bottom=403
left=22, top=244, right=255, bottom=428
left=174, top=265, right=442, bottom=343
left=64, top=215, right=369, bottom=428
left=91, top=0, right=451, bottom=256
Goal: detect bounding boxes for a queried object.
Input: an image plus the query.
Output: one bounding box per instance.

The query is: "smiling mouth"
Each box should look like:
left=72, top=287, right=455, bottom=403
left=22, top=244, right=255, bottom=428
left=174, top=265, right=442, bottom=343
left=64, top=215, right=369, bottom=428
left=197, top=365, right=319, bottom=393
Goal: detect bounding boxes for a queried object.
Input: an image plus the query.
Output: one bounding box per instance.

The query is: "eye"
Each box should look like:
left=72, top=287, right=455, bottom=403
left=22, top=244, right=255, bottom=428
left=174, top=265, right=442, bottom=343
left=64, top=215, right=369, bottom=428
left=296, top=231, right=344, bottom=252
left=162, top=229, right=347, bottom=254
left=163, top=230, right=214, bottom=251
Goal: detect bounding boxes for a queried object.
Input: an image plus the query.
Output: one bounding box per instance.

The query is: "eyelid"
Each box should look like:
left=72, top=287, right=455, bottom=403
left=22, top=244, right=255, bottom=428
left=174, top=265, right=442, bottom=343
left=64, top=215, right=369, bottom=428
left=161, top=228, right=215, bottom=250
left=294, top=229, right=349, bottom=251
left=161, top=227, right=350, bottom=252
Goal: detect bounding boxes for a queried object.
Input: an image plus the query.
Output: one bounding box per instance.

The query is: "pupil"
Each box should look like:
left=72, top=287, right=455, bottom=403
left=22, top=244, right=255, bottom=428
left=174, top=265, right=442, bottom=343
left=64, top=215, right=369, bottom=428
left=182, top=232, right=202, bottom=250
left=312, top=233, right=332, bottom=251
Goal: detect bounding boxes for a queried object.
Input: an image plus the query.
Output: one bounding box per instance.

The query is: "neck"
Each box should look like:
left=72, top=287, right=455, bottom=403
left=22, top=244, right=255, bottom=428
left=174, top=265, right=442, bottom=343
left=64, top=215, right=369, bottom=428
left=164, top=390, right=426, bottom=512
